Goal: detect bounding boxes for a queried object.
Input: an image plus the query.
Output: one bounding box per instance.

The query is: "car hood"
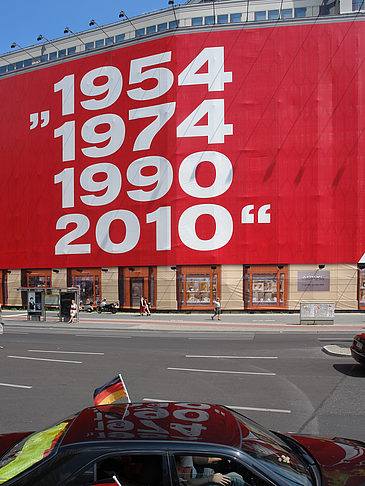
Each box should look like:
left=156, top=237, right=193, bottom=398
left=291, top=434, right=365, bottom=486
left=0, top=432, right=33, bottom=459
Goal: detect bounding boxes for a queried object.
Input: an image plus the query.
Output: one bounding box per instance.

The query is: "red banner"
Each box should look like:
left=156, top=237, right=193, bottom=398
left=1, top=21, right=365, bottom=268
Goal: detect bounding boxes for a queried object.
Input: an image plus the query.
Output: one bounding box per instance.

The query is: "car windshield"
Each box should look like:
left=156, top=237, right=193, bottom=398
left=229, top=409, right=313, bottom=486
left=0, top=415, right=76, bottom=484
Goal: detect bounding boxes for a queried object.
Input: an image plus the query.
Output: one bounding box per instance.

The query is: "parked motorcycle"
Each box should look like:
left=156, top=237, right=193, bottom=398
left=96, top=300, right=118, bottom=314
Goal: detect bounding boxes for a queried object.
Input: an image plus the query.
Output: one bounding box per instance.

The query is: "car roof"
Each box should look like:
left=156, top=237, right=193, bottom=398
left=61, top=402, right=245, bottom=448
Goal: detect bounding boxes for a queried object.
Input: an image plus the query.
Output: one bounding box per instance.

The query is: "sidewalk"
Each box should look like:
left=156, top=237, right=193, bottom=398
left=3, top=310, right=365, bottom=333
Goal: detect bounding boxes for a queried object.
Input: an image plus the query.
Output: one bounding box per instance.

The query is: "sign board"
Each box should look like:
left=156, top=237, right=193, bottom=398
left=297, top=271, right=330, bottom=291
left=1, top=23, right=365, bottom=268
left=300, top=302, right=335, bottom=324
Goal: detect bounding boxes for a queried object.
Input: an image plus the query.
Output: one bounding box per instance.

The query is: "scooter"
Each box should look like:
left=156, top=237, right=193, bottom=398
left=96, top=301, right=118, bottom=314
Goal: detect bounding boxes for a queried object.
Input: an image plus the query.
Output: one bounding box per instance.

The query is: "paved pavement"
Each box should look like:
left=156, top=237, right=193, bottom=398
left=2, top=309, right=365, bottom=333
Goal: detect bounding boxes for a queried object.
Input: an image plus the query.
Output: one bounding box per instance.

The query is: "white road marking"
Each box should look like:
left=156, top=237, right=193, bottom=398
left=252, top=319, right=276, bottom=322
left=74, top=334, right=132, bottom=338
left=27, top=349, right=104, bottom=355
left=143, top=398, right=290, bottom=414
left=4, top=313, right=27, bottom=318
left=168, top=367, right=275, bottom=376
left=186, top=355, right=277, bottom=359
left=8, top=355, right=82, bottom=364
left=0, top=382, right=32, bottom=389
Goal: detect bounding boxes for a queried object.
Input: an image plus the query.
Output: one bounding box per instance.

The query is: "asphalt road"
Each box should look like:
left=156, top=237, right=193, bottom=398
left=0, top=326, right=364, bottom=443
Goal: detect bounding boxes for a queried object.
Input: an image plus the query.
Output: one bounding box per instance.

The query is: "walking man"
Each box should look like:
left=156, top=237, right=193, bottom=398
left=211, top=297, right=221, bottom=320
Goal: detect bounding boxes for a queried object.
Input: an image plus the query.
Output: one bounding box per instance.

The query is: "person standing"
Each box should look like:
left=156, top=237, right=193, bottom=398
left=211, top=298, right=221, bottom=320
left=68, top=299, right=77, bottom=323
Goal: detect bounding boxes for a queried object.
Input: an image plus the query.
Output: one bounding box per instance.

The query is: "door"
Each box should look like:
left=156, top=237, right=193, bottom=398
left=130, top=277, right=144, bottom=307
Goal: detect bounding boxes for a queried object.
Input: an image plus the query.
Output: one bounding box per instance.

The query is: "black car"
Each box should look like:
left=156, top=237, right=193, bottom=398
left=350, top=333, right=365, bottom=366
left=0, top=402, right=364, bottom=486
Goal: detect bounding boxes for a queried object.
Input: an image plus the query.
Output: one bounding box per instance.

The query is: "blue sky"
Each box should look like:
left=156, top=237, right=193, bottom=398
left=0, top=1, right=172, bottom=55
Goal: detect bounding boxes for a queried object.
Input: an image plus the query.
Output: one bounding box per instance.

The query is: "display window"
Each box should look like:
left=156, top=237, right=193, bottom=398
left=244, top=265, right=288, bottom=309
left=358, top=267, right=365, bottom=309
left=68, top=268, right=101, bottom=305
left=0, top=271, right=8, bottom=305
left=177, top=265, right=220, bottom=310
left=119, top=267, right=156, bottom=309
left=22, top=269, right=52, bottom=292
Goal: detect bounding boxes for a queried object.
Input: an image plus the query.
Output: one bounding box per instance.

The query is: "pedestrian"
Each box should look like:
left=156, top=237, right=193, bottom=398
left=0, top=302, right=3, bottom=348
left=211, top=297, right=221, bottom=320
left=140, top=296, right=146, bottom=316
left=143, top=297, right=151, bottom=315
left=68, top=299, right=77, bottom=323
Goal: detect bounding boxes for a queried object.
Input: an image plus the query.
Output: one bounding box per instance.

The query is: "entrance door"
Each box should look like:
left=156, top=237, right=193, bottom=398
left=130, top=278, right=144, bottom=307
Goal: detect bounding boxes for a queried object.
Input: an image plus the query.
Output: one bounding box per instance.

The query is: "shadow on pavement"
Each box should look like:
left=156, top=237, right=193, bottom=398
left=333, top=363, right=365, bottom=377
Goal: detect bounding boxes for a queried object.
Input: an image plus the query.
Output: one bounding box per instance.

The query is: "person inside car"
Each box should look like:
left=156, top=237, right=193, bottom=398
left=176, top=456, right=245, bottom=486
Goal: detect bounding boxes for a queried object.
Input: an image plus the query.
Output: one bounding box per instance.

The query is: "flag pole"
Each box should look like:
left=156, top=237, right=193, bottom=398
left=113, top=475, right=123, bottom=486
left=119, top=373, right=131, bottom=403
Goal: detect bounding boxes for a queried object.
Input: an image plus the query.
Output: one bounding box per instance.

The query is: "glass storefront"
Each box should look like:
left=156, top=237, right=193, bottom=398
left=68, top=269, right=100, bottom=305
left=119, top=267, right=156, bottom=309
left=244, top=266, right=287, bottom=309
left=359, top=267, right=365, bottom=308
left=178, top=266, right=220, bottom=310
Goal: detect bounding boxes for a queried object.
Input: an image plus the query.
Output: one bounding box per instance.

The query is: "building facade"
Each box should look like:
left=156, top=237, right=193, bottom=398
left=1, top=0, right=365, bottom=312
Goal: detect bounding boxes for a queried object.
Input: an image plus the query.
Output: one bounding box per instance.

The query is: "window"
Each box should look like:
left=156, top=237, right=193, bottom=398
left=116, top=34, right=125, bottom=42
left=66, top=454, right=164, bottom=486
left=24, top=59, right=32, bottom=67
left=359, top=268, right=365, bottom=307
left=218, top=14, right=228, bottom=23
left=205, top=15, right=215, bottom=24
left=68, top=268, right=101, bottom=305
left=135, top=28, right=145, bottom=37
left=353, top=0, right=363, bottom=9
left=294, top=7, right=306, bottom=16
left=169, top=20, right=179, bottom=28
left=230, top=13, right=241, bottom=22
left=147, top=25, right=156, bottom=34
left=58, top=49, right=66, bottom=58
left=49, top=51, right=57, bottom=60
left=118, top=267, right=156, bottom=309
left=106, top=37, right=114, bottom=45
left=158, top=22, right=168, bottom=31
left=244, top=265, right=288, bottom=309
left=40, top=54, right=48, bottom=62
left=178, top=265, right=220, bottom=310
left=268, top=9, right=279, bottom=19
left=7, top=64, right=15, bottom=71
left=95, top=39, right=104, bottom=48
left=85, top=42, right=94, bottom=50
left=15, top=61, right=24, bottom=69
left=67, top=46, right=76, bottom=55
left=254, top=11, right=266, bottom=20
left=281, top=8, right=293, bottom=18
left=0, top=66, right=6, bottom=74
left=192, top=17, right=203, bottom=26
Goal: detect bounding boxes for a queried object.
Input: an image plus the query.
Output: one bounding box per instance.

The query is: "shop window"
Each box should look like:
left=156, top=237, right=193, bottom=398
left=16, top=61, right=24, bottom=69
left=68, top=268, right=101, bottom=305
left=158, top=23, right=168, bottom=31
left=85, top=42, right=94, bottom=50
left=119, top=267, right=156, bottom=310
left=67, top=46, right=76, bottom=55
left=24, top=59, right=32, bottom=67
left=1, top=271, right=9, bottom=305
left=169, top=20, right=179, bottom=28
left=58, top=49, right=66, bottom=58
left=106, top=37, right=114, bottom=46
left=49, top=51, right=57, bottom=60
left=254, top=11, right=266, bottom=20
left=0, top=66, right=6, bottom=74
left=178, top=265, right=220, bottom=310
left=244, top=265, right=288, bottom=309
left=95, top=39, right=104, bottom=48
left=358, top=267, right=365, bottom=308
left=116, top=34, right=125, bottom=42
left=7, top=64, right=15, bottom=71
left=40, top=54, right=48, bottom=62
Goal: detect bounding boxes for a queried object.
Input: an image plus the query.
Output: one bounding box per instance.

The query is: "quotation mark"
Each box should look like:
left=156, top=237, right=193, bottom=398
left=241, top=204, right=271, bottom=224
left=30, top=111, right=50, bottom=130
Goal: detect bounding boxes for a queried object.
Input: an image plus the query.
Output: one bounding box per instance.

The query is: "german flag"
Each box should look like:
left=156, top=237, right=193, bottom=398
left=93, top=375, right=129, bottom=406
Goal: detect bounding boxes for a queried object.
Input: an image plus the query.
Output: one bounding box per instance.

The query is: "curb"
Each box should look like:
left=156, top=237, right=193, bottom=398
left=322, top=345, right=351, bottom=357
